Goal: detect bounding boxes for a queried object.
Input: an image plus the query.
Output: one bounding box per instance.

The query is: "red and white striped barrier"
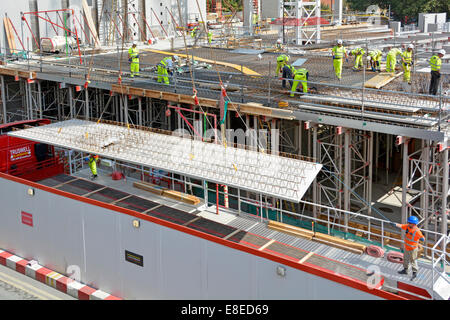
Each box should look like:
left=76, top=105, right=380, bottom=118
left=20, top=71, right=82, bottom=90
left=0, top=249, right=121, bottom=300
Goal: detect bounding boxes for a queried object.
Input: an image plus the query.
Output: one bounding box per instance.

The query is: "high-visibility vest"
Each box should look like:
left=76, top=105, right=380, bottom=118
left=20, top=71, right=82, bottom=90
left=429, top=55, right=441, bottom=71
left=401, top=225, right=424, bottom=251
left=332, top=46, right=346, bottom=59
left=387, top=48, right=401, bottom=57
left=285, top=64, right=295, bottom=74
left=402, top=50, right=412, bottom=64
left=160, top=56, right=172, bottom=68
left=128, top=47, right=139, bottom=63
left=351, top=48, right=365, bottom=56
left=368, top=50, right=382, bottom=61
left=294, top=68, right=308, bottom=79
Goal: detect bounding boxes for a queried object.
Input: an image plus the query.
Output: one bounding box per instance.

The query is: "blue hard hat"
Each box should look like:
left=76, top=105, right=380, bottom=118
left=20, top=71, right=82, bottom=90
left=407, top=216, right=419, bottom=225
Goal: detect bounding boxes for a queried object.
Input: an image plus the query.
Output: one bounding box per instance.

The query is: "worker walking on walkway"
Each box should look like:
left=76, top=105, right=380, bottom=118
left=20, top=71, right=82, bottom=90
left=393, top=216, right=425, bottom=280
left=87, top=155, right=99, bottom=180
left=429, top=49, right=445, bottom=95
left=401, top=44, right=414, bottom=84
left=207, top=31, right=213, bottom=45
left=331, top=39, right=348, bottom=80
left=128, top=43, right=140, bottom=78
left=386, top=46, right=402, bottom=73
left=349, top=47, right=365, bottom=71
left=290, top=68, right=309, bottom=97
left=368, top=49, right=382, bottom=72
left=157, top=55, right=179, bottom=85
left=276, top=54, right=290, bottom=77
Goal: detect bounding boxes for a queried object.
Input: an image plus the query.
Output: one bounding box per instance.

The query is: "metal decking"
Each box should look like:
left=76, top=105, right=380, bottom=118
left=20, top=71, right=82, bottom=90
left=35, top=169, right=438, bottom=297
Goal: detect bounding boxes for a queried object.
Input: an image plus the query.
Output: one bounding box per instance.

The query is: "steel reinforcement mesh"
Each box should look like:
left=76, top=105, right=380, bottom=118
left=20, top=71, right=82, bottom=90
left=228, top=231, right=271, bottom=249
left=264, top=242, right=309, bottom=261
left=38, top=174, right=75, bottom=187
left=57, top=178, right=105, bottom=196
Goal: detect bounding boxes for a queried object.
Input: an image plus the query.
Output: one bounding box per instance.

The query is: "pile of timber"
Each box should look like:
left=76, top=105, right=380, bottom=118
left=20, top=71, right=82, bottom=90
left=268, top=220, right=367, bottom=255
left=133, top=181, right=200, bottom=206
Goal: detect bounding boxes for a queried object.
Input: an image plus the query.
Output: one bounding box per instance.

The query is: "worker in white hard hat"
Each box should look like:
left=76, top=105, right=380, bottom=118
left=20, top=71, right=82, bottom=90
left=157, top=55, right=180, bottom=85
left=331, top=39, right=348, bottom=80
left=429, top=49, right=445, bottom=95
left=401, top=44, right=414, bottom=84
left=276, top=38, right=283, bottom=51
left=128, top=42, right=140, bottom=78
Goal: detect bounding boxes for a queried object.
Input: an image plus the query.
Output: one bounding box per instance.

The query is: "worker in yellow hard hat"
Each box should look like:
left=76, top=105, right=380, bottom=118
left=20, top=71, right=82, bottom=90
left=128, top=43, right=140, bottom=78
left=401, top=44, right=414, bottom=84
left=368, top=49, right=382, bottom=72
left=276, top=54, right=290, bottom=77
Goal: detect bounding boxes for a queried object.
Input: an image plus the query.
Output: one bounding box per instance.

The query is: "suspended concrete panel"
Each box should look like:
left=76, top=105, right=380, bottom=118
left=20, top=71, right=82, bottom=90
left=8, top=119, right=322, bottom=202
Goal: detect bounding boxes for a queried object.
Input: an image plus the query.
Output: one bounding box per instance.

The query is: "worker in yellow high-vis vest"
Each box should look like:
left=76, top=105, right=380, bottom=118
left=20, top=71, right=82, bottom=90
left=401, top=44, right=414, bottom=84
left=276, top=54, right=290, bottom=77
left=128, top=43, right=140, bottom=78
left=368, top=49, right=382, bottom=72
left=157, top=55, right=179, bottom=85
left=349, top=47, right=365, bottom=71
left=429, top=49, right=445, bottom=95
left=87, top=155, right=99, bottom=180
left=290, top=68, right=309, bottom=97
left=385, top=46, right=402, bottom=73
left=331, top=39, right=348, bottom=80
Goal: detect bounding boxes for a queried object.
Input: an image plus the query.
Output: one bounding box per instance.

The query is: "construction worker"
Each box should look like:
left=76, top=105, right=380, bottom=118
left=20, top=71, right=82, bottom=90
left=276, top=54, right=290, bottom=77
left=429, top=49, right=445, bottom=95
left=87, top=155, right=99, bottom=180
left=331, top=39, right=348, bottom=80
left=401, top=44, right=414, bottom=84
left=368, top=48, right=382, bottom=72
left=282, top=63, right=296, bottom=89
left=191, top=26, right=198, bottom=39
left=392, top=216, right=425, bottom=280
left=128, top=43, right=140, bottom=78
left=157, top=55, right=179, bottom=85
left=385, top=46, right=402, bottom=73
left=207, top=31, right=213, bottom=45
left=276, top=39, right=283, bottom=51
left=290, top=68, right=309, bottom=97
left=349, top=47, right=365, bottom=71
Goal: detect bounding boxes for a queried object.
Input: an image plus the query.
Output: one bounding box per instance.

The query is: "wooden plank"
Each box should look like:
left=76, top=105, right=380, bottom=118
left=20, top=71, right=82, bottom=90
left=3, top=18, right=17, bottom=54
left=313, top=237, right=364, bottom=255
left=81, top=0, right=101, bottom=48
left=313, top=232, right=367, bottom=252
left=268, top=220, right=314, bottom=240
left=364, top=72, right=403, bottom=89
left=133, top=181, right=164, bottom=195
left=162, top=189, right=201, bottom=205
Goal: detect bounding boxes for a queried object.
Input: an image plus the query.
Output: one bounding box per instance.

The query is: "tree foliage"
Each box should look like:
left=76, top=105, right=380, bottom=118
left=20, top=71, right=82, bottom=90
left=345, top=0, right=449, bottom=23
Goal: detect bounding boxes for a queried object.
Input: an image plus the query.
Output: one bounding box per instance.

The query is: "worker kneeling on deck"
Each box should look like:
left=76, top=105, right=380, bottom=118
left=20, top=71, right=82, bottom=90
left=86, top=155, right=99, bottom=180
left=401, top=44, right=414, bottom=84
left=392, top=216, right=425, bottom=280
left=385, top=46, right=402, bottom=73
left=331, top=39, right=348, bottom=81
left=128, top=43, right=140, bottom=78
left=368, top=49, right=382, bottom=72
left=290, top=68, right=309, bottom=97
left=349, top=47, right=365, bottom=71
left=157, top=55, right=179, bottom=85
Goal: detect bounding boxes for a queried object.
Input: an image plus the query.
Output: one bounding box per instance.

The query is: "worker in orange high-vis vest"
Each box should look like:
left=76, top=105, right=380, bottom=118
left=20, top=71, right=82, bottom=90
left=393, top=216, right=424, bottom=280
